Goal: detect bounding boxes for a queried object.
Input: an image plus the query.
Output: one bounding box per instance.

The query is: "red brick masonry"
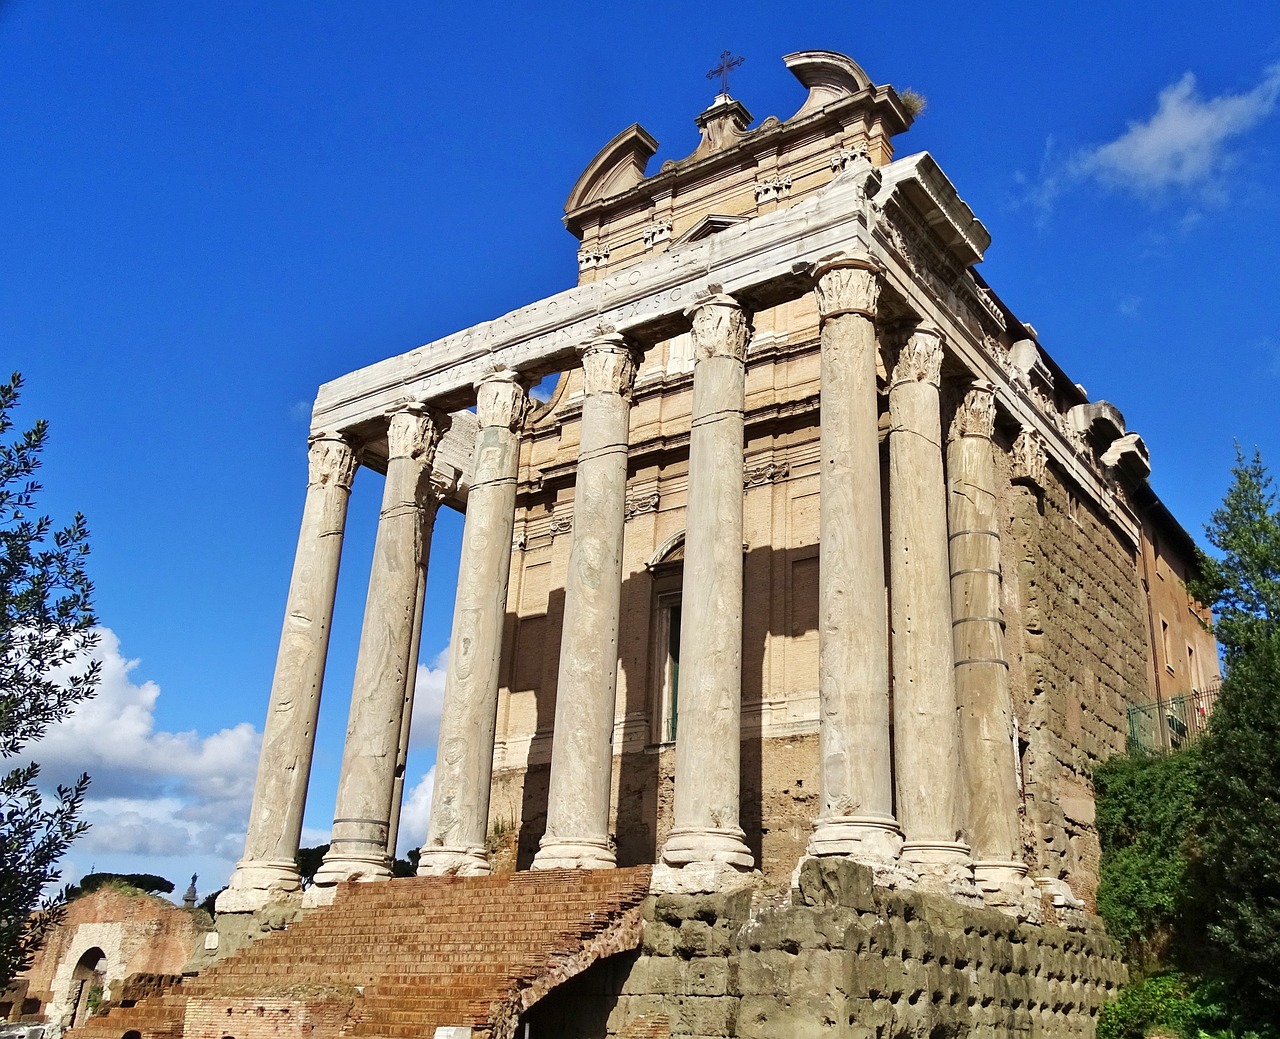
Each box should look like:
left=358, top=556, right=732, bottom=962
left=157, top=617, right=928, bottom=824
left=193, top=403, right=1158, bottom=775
left=74, top=867, right=653, bottom=1039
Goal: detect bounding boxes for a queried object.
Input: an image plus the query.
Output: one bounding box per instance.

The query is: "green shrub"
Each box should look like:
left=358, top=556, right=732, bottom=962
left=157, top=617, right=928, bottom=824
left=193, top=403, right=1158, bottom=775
left=1094, top=748, right=1201, bottom=957
left=1098, top=972, right=1275, bottom=1039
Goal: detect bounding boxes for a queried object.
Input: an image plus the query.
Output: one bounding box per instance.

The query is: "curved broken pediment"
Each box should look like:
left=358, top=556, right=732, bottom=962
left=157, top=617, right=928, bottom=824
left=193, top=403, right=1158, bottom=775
left=784, top=50, right=875, bottom=119
left=564, top=123, right=659, bottom=220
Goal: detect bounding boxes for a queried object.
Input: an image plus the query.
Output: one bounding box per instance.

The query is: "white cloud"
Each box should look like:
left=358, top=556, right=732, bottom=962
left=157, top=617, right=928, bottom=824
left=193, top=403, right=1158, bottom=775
left=396, top=766, right=435, bottom=857
left=1017, top=64, right=1280, bottom=222
left=24, top=628, right=261, bottom=885
left=408, top=647, right=448, bottom=751
left=1076, top=66, right=1280, bottom=195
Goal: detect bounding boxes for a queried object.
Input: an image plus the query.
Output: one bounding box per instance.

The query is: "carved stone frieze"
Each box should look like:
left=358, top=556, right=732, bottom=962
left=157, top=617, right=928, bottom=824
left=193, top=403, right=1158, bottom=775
left=306, top=432, right=358, bottom=490
left=549, top=513, right=573, bottom=537
left=754, top=174, right=792, bottom=203
left=744, top=461, right=790, bottom=487
left=1011, top=427, right=1048, bottom=489
left=475, top=369, right=531, bottom=431
left=624, top=490, right=660, bottom=519
left=890, top=326, right=944, bottom=388
left=948, top=381, right=996, bottom=442
left=686, top=291, right=750, bottom=363
left=812, top=252, right=881, bottom=320
left=511, top=532, right=529, bottom=552
left=579, top=332, right=640, bottom=398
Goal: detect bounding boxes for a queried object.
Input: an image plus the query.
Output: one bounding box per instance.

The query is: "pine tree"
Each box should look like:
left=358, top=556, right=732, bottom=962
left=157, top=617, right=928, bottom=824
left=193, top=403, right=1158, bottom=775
left=1188, top=447, right=1280, bottom=1023
left=0, top=373, right=99, bottom=987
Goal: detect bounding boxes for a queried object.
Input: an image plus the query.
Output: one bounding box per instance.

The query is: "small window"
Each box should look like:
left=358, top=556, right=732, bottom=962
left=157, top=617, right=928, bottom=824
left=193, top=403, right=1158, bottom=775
left=1161, top=619, right=1174, bottom=676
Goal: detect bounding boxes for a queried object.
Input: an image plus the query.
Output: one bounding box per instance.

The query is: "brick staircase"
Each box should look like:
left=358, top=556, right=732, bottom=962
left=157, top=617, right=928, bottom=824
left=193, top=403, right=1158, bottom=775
left=74, top=867, right=652, bottom=1039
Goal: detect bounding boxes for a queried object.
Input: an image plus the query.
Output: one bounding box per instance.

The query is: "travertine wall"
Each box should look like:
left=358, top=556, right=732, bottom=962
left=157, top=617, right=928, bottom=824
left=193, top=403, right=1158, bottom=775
left=1002, top=450, right=1152, bottom=908
left=526, top=858, right=1126, bottom=1039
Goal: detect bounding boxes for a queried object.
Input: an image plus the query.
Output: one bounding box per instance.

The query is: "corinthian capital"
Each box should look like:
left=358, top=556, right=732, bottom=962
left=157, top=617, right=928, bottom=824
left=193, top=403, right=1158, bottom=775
left=475, top=367, right=531, bottom=431
left=385, top=403, right=446, bottom=463
left=812, top=252, right=881, bottom=321
left=579, top=332, right=641, bottom=399
left=307, top=432, right=358, bottom=490
left=948, top=380, right=997, bottom=443
left=890, top=326, right=944, bottom=389
left=1011, top=426, right=1048, bottom=489
left=685, top=291, right=750, bottom=364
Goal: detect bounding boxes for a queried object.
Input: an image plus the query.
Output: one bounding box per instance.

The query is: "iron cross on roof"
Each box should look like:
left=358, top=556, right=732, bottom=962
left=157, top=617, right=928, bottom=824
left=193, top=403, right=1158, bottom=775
left=706, top=49, right=744, bottom=95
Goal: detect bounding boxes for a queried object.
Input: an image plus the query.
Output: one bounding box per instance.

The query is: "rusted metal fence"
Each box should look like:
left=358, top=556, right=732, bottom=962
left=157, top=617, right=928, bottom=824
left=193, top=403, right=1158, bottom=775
left=1127, top=678, right=1221, bottom=754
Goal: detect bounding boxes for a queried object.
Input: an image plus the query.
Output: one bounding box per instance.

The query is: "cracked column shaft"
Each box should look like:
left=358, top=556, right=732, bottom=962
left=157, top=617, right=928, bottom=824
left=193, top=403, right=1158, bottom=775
left=947, top=379, right=1026, bottom=892
left=808, top=254, right=902, bottom=863
left=219, top=432, right=357, bottom=912
left=313, top=404, right=446, bottom=892
left=659, top=292, right=754, bottom=872
left=888, top=326, right=971, bottom=875
left=534, top=333, right=639, bottom=871
left=418, top=369, right=530, bottom=876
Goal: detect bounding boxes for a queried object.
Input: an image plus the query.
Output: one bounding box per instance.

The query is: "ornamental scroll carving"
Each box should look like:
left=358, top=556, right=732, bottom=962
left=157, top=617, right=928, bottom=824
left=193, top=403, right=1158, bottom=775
left=686, top=292, right=750, bottom=363
left=813, top=254, right=880, bottom=320
left=579, top=333, right=639, bottom=399
left=549, top=513, right=573, bottom=537
left=306, top=433, right=358, bottom=490
left=624, top=490, right=660, bottom=519
left=475, top=369, right=530, bottom=431
left=385, top=405, right=444, bottom=463
left=744, top=461, right=790, bottom=488
left=890, top=327, right=944, bottom=388
left=948, top=382, right=996, bottom=443
left=1011, top=427, right=1048, bottom=489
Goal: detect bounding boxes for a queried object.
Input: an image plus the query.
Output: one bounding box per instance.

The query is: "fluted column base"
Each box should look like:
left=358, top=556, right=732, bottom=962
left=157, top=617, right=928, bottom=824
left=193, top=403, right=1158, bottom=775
left=532, top=837, right=616, bottom=871
left=416, top=845, right=491, bottom=877
left=808, top=814, right=903, bottom=862
left=215, top=858, right=302, bottom=914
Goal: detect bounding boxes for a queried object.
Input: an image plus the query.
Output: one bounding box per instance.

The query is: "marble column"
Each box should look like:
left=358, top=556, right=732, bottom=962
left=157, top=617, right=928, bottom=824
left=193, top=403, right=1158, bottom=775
left=418, top=369, right=530, bottom=876
left=659, top=293, right=754, bottom=874
left=219, top=432, right=356, bottom=912
left=384, top=502, right=431, bottom=860
left=888, top=326, right=971, bottom=876
left=808, top=254, right=902, bottom=862
left=312, top=404, right=445, bottom=893
left=947, top=380, right=1026, bottom=893
left=533, top=333, right=639, bottom=870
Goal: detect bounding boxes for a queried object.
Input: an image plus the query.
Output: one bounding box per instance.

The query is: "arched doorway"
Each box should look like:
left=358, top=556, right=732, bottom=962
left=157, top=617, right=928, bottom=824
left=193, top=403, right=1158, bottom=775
left=69, top=948, right=106, bottom=1028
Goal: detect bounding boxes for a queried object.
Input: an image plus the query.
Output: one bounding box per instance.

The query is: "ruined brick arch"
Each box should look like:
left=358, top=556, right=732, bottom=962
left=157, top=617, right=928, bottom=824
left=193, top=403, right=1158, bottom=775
left=120, top=1029, right=142, bottom=1039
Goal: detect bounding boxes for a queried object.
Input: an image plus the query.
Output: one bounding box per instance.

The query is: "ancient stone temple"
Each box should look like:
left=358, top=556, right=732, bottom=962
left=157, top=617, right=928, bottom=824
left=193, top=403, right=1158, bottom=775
left=87, top=51, right=1216, bottom=1039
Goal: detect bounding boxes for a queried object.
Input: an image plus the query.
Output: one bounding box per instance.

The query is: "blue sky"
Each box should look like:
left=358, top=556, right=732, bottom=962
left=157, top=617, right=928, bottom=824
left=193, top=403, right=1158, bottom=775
left=4, top=2, right=1279, bottom=898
